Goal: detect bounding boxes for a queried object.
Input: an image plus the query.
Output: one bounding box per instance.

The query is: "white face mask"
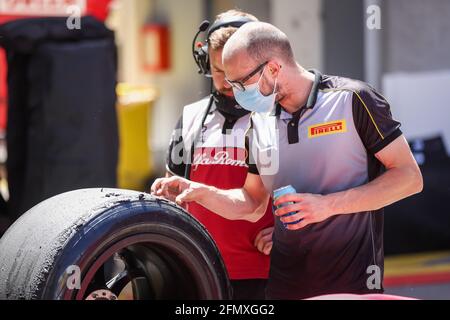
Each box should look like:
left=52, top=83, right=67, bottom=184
left=233, top=67, right=278, bottom=113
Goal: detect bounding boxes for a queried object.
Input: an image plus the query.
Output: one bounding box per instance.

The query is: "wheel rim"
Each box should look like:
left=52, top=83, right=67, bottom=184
left=66, top=232, right=224, bottom=300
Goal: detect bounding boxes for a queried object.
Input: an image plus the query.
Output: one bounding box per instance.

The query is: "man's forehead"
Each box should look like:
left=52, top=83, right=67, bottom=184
left=223, top=50, right=255, bottom=77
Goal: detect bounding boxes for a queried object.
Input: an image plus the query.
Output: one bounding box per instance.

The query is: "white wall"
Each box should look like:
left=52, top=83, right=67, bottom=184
left=381, top=0, right=450, bottom=155
left=383, top=70, right=450, bottom=155
left=270, top=0, right=323, bottom=70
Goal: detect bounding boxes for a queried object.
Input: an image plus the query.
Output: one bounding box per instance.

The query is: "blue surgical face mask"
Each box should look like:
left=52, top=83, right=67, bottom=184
left=233, top=68, right=278, bottom=113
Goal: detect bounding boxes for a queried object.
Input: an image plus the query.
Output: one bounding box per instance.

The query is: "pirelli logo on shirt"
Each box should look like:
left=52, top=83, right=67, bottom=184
left=308, top=119, right=347, bottom=138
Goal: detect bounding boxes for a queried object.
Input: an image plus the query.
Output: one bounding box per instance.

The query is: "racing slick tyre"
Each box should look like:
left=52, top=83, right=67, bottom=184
left=0, top=188, right=231, bottom=300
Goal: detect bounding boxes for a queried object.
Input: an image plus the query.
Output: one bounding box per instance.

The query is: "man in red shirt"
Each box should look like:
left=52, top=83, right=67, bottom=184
left=164, top=10, right=274, bottom=300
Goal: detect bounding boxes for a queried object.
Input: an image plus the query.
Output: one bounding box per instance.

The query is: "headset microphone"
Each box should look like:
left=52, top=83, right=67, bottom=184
left=198, top=20, right=210, bottom=32
left=192, top=20, right=211, bottom=75
left=192, top=17, right=253, bottom=76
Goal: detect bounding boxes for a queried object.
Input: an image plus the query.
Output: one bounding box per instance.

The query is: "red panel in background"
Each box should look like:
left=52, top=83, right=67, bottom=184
left=0, top=49, right=7, bottom=131
left=86, top=0, right=112, bottom=22
left=0, top=0, right=111, bottom=24
left=141, top=25, right=171, bottom=72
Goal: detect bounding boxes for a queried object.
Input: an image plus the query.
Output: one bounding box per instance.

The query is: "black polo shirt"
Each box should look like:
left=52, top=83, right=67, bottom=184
left=246, top=71, right=402, bottom=299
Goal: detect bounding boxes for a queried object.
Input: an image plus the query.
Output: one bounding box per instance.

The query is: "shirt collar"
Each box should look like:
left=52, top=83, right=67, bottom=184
left=271, top=69, right=323, bottom=118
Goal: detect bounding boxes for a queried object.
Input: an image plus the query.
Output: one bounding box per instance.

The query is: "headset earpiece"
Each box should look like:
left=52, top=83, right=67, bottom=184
left=192, top=16, right=254, bottom=76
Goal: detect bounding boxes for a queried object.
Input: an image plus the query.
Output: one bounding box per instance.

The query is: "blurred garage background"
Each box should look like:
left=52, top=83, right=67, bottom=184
left=0, top=0, right=449, bottom=299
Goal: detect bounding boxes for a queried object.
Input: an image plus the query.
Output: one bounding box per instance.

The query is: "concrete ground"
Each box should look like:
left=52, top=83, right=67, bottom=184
left=384, top=251, right=450, bottom=300
left=386, top=282, right=450, bottom=300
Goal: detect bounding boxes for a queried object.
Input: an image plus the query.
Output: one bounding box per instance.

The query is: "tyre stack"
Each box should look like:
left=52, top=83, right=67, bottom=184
left=0, top=16, right=119, bottom=221
left=385, top=136, right=450, bottom=254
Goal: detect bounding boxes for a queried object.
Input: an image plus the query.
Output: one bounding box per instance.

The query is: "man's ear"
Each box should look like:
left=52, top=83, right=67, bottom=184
left=267, top=61, right=281, bottom=78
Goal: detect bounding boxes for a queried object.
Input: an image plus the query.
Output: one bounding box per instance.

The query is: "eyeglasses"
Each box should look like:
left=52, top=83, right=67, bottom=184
left=225, top=61, right=268, bottom=92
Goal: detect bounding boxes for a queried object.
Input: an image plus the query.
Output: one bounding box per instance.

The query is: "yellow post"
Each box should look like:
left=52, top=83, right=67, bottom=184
left=116, top=83, right=158, bottom=191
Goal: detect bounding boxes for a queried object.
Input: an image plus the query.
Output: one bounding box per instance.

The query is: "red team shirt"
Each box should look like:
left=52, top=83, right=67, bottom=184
left=167, top=97, right=273, bottom=280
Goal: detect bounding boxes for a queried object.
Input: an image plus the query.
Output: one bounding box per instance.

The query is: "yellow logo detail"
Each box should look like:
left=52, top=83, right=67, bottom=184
left=308, top=119, right=347, bottom=138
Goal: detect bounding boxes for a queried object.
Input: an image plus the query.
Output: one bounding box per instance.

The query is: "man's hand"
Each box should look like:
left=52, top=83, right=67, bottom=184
left=254, top=226, right=274, bottom=255
left=273, top=193, right=333, bottom=230
left=151, top=173, right=269, bottom=222
left=151, top=176, right=207, bottom=205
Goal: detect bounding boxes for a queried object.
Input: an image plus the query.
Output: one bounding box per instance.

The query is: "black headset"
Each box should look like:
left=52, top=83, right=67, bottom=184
left=192, top=16, right=254, bottom=76
left=185, top=16, right=253, bottom=179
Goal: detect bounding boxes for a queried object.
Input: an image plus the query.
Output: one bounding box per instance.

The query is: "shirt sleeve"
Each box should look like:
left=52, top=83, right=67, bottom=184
left=166, top=115, right=186, bottom=176
left=352, top=84, right=402, bottom=154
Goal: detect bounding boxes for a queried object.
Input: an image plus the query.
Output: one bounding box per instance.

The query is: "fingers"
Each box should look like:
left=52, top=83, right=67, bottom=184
left=278, top=210, right=308, bottom=230
left=253, top=226, right=274, bottom=246
left=286, top=219, right=309, bottom=231
left=256, top=233, right=273, bottom=252
left=175, top=188, right=189, bottom=205
left=273, top=193, right=305, bottom=207
left=175, top=187, right=197, bottom=205
left=157, top=176, right=178, bottom=195
left=150, top=178, right=165, bottom=194
left=254, top=226, right=274, bottom=254
left=151, top=176, right=186, bottom=199
left=274, top=203, right=303, bottom=216
left=279, top=211, right=304, bottom=224
left=151, top=177, right=171, bottom=196
left=262, top=226, right=275, bottom=235
left=263, top=242, right=273, bottom=255
left=254, top=231, right=263, bottom=248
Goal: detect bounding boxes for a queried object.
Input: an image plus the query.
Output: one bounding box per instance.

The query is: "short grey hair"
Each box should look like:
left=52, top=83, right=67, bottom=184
left=223, top=22, right=295, bottom=66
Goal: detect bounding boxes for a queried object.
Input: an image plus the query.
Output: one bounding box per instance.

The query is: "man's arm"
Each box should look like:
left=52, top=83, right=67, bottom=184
left=151, top=172, right=270, bottom=222
left=329, top=135, right=423, bottom=212
left=275, top=135, right=423, bottom=229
